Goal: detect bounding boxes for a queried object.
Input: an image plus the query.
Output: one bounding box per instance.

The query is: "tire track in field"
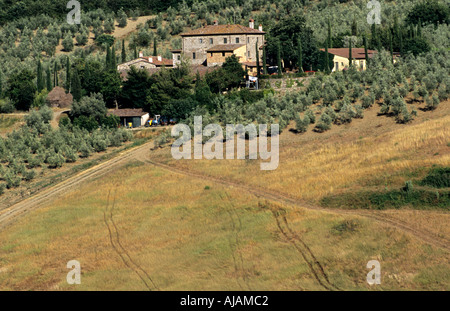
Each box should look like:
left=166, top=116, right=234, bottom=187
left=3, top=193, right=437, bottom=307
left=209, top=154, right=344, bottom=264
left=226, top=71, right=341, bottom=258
left=0, top=141, right=153, bottom=231
left=141, top=157, right=449, bottom=253
left=261, top=202, right=338, bottom=291
left=103, top=188, right=158, bottom=291
left=221, top=192, right=252, bottom=291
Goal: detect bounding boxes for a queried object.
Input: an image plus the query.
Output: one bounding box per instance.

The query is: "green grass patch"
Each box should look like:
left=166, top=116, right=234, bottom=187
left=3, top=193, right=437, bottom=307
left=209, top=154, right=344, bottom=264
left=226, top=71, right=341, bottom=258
left=419, top=166, right=450, bottom=188
left=321, top=188, right=449, bottom=210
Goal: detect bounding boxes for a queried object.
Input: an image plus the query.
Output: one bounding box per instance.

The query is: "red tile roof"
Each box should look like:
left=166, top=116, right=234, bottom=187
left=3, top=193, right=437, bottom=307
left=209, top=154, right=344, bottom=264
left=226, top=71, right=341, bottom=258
left=206, top=44, right=246, bottom=52
left=108, top=109, right=148, bottom=117
left=320, top=48, right=377, bottom=59
left=141, top=56, right=173, bottom=66
left=181, top=24, right=265, bottom=36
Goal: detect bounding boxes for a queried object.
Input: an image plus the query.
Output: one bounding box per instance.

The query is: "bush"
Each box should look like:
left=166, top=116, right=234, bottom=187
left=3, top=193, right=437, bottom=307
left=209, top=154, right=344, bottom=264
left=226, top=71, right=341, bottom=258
left=23, top=169, right=36, bottom=181
left=79, top=142, right=92, bottom=158
left=47, top=152, right=65, bottom=168
left=420, top=167, right=450, bottom=188
left=0, top=99, right=15, bottom=113
left=314, top=113, right=332, bottom=133
left=295, top=115, right=310, bottom=133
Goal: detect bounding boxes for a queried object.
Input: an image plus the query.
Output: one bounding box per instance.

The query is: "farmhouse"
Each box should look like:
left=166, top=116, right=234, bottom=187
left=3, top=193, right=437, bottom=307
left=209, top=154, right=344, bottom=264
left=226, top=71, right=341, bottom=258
left=173, top=19, right=265, bottom=73
left=108, top=108, right=149, bottom=128
left=321, top=48, right=378, bottom=72
left=117, top=52, right=173, bottom=71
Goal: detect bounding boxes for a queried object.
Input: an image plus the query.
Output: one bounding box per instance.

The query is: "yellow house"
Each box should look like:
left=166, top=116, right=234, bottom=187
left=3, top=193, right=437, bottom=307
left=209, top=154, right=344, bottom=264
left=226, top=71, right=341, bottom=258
left=206, top=44, right=247, bottom=67
left=321, top=48, right=377, bottom=72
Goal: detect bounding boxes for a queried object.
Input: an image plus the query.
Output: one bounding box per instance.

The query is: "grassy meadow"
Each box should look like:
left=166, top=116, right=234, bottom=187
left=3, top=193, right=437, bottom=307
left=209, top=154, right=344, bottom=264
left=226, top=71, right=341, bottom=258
left=0, top=101, right=448, bottom=291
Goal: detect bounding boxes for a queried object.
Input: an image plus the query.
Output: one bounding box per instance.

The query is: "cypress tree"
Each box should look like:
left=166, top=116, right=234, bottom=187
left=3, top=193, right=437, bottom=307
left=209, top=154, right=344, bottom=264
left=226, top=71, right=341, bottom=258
left=46, top=66, right=52, bottom=91
left=348, top=39, right=353, bottom=68
left=71, top=69, right=82, bottom=102
left=106, top=45, right=111, bottom=69
left=153, top=38, right=157, bottom=56
left=37, top=60, right=44, bottom=92
left=111, top=45, right=117, bottom=70
left=297, top=38, right=303, bottom=72
left=327, top=19, right=332, bottom=48
left=399, top=29, right=404, bottom=56
left=134, top=46, right=138, bottom=59
left=54, top=62, right=58, bottom=87
left=255, top=41, right=260, bottom=78
left=122, top=39, right=126, bottom=63
left=0, top=70, right=3, bottom=98
left=277, top=41, right=282, bottom=76
left=389, top=32, right=394, bottom=63
left=363, top=35, right=369, bottom=67
left=417, top=19, right=422, bottom=38
left=324, top=39, right=330, bottom=74
left=65, top=57, right=70, bottom=92
left=262, top=45, right=267, bottom=75
left=370, top=23, right=377, bottom=49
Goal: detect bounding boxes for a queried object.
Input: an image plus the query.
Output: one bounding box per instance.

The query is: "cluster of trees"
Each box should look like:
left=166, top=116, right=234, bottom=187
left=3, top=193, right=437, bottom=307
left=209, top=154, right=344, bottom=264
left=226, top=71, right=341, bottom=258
left=175, top=47, right=449, bottom=140
left=0, top=105, right=131, bottom=193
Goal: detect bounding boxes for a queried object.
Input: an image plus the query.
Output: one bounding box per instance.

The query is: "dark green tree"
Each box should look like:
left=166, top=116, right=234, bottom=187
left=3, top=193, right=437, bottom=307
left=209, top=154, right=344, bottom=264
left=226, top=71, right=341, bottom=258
left=7, top=69, right=36, bottom=111
left=46, top=66, right=52, bottom=91
left=121, top=39, right=126, bottom=63
left=71, top=69, right=82, bottom=102
left=37, top=60, right=44, bottom=92
left=297, top=38, right=303, bottom=72
left=348, top=39, right=353, bottom=68
left=153, top=37, right=157, bottom=56
left=276, top=40, right=282, bottom=76
left=65, top=57, right=70, bottom=92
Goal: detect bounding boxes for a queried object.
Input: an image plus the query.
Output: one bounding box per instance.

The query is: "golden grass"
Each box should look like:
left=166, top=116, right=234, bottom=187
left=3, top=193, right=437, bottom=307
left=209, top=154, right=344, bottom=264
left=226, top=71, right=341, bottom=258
left=0, top=103, right=448, bottom=291
left=151, top=102, right=450, bottom=201
left=0, top=160, right=448, bottom=290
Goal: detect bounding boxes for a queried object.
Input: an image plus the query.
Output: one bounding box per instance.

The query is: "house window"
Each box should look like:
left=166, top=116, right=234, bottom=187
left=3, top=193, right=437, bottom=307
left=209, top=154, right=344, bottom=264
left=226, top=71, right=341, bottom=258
left=222, top=52, right=225, bottom=57
left=248, top=51, right=250, bottom=57
left=235, top=37, right=239, bottom=43
left=335, top=62, right=339, bottom=71
left=199, top=38, right=203, bottom=44
left=224, top=38, right=227, bottom=44
left=209, top=38, right=213, bottom=44
left=193, top=52, right=196, bottom=59
left=177, top=55, right=181, bottom=60
left=247, top=38, right=250, bottom=43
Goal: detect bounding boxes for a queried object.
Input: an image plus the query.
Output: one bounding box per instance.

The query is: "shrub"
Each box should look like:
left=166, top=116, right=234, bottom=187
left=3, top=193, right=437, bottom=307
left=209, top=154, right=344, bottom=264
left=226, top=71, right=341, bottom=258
left=0, top=98, right=15, bottom=113
left=23, top=169, right=36, bottom=181
left=79, top=142, right=92, bottom=158
left=361, top=94, right=375, bottom=109
left=47, top=152, right=65, bottom=168
left=295, top=115, right=310, bottom=133
left=420, top=167, right=450, bottom=188
left=314, top=113, right=332, bottom=133
left=305, top=109, right=316, bottom=124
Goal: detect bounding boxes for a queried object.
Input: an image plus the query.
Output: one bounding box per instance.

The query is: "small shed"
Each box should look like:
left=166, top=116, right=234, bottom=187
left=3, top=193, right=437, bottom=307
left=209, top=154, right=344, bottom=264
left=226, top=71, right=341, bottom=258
left=108, top=109, right=149, bottom=128
left=46, top=86, right=73, bottom=108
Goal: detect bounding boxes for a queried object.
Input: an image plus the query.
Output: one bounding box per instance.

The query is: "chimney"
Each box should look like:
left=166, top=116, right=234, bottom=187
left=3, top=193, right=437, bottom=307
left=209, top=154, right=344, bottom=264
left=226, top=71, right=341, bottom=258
left=258, top=24, right=263, bottom=32
left=249, top=19, right=254, bottom=29
left=149, top=57, right=153, bottom=63
left=157, top=55, right=162, bottom=61
left=139, top=51, right=143, bottom=58
left=213, top=20, right=218, bottom=26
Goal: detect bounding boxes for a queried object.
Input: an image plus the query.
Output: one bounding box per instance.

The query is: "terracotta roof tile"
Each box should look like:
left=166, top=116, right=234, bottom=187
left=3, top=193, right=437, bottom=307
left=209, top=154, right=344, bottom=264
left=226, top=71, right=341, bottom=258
left=206, top=44, right=246, bottom=52
left=320, top=48, right=378, bottom=59
left=181, top=24, right=265, bottom=36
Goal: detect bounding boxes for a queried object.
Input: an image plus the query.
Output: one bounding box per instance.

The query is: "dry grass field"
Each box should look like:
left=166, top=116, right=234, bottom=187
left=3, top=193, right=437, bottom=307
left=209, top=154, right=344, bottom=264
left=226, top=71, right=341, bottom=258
left=0, top=100, right=448, bottom=290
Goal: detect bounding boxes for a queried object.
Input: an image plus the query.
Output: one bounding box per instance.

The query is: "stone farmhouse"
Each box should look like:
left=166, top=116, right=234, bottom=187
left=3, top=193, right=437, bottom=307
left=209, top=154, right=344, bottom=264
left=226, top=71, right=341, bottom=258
left=117, top=52, right=173, bottom=71
left=320, top=48, right=378, bottom=72
left=172, top=19, right=265, bottom=74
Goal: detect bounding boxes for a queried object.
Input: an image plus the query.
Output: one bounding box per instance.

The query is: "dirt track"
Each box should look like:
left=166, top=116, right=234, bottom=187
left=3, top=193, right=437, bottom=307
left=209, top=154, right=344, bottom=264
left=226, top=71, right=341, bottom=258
left=0, top=140, right=448, bottom=254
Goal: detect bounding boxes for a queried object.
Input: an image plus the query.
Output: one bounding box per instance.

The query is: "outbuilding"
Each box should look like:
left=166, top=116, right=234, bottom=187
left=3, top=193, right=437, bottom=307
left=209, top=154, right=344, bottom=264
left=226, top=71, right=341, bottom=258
left=108, top=109, right=149, bottom=128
